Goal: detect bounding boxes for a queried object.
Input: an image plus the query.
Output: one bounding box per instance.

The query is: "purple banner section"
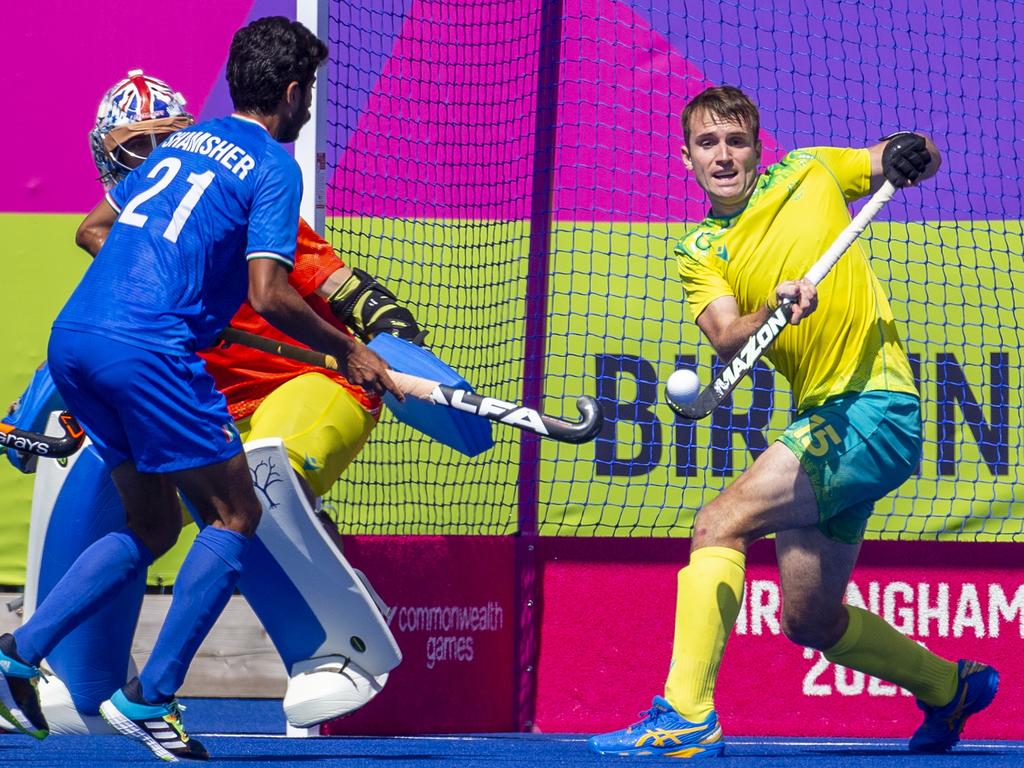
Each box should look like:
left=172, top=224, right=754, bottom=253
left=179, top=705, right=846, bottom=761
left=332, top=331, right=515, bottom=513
left=324, top=0, right=414, bottom=171
left=629, top=0, right=1024, bottom=221
left=332, top=0, right=1021, bottom=222
left=199, top=0, right=297, bottom=123
left=2, top=1, right=255, bottom=214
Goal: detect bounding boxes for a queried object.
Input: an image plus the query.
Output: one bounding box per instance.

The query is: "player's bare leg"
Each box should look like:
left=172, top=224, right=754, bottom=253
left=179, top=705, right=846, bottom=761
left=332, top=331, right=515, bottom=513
left=691, top=442, right=820, bottom=553
left=699, top=446, right=971, bottom=735
left=113, top=464, right=188, bottom=557
left=776, top=516, right=995, bottom=753
left=590, top=443, right=817, bottom=757
left=774, top=525, right=859, bottom=650
left=170, top=451, right=263, bottom=536
left=664, top=442, right=819, bottom=721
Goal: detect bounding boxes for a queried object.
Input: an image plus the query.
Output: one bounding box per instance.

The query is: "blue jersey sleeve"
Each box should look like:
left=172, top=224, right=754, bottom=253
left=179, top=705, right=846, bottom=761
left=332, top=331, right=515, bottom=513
left=106, top=164, right=144, bottom=212
left=245, top=150, right=301, bottom=269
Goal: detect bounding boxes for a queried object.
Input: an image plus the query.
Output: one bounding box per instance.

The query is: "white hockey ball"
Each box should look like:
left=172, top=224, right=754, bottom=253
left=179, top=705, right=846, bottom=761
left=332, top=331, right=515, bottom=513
left=666, top=368, right=701, bottom=406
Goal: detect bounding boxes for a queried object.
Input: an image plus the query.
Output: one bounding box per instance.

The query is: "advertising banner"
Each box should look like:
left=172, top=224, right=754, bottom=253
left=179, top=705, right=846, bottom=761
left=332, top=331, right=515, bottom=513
left=534, top=538, right=1021, bottom=738
left=539, top=221, right=1024, bottom=541
left=323, top=536, right=517, bottom=734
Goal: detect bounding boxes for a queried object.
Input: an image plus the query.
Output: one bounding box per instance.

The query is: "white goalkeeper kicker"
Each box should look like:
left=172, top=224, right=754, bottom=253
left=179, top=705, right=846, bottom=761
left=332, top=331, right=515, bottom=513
left=219, top=327, right=604, bottom=444
left=669, top=180, right=898, bottom=420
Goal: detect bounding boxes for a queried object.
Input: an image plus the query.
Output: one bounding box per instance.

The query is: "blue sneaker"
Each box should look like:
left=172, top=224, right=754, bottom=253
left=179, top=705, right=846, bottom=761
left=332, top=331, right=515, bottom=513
left=99, top=678, right=208, bottom=762
left=588, top=696, right=724, bottom=758
left=909, top=660, right=999, bottom=753
left=0, top=633, right=47, bottom=740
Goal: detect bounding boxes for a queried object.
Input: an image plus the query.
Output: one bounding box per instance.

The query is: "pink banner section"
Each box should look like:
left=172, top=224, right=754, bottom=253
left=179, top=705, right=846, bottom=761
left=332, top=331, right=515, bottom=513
left=331, top=0, right=787, bottom=222
left=322, top=536, right=517, bottom=735
left=329, top=0, right=541, bottom=220
left=1, top=2, right=253, bottom=214
left=533, top=538, right=1021, bottom=739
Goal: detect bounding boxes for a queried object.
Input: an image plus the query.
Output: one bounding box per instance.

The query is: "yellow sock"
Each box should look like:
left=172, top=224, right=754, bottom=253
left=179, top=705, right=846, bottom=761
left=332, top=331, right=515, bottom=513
left=823, top=605, right=958, bottom=706
left=663, top=546, right=745, bottom=721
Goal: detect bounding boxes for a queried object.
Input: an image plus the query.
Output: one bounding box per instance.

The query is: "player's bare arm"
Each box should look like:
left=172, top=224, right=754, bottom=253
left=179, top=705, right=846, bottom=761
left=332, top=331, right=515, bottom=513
left=866, top=133, right=941, bottom=193
left=247, top=258, right=403, bottom=399
left=74, top=199, right=118, bottom=257
left=316, top=266, right=354, bottom=296
left=695, top=279, right=817, bottom=359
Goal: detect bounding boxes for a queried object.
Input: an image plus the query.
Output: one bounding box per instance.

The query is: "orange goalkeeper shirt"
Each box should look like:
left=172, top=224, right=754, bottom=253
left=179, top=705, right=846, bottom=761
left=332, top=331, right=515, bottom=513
left=199, top=218, right=382, bottom=421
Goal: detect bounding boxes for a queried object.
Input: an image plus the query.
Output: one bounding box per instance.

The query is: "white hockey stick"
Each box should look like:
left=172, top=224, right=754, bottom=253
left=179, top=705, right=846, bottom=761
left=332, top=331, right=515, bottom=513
left=218, top=327, right=604, bottom=444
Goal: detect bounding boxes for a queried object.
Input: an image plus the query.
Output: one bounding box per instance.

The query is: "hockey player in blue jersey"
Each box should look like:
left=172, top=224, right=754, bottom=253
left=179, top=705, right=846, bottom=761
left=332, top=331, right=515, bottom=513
left=0, top=17, right=400, bottom=762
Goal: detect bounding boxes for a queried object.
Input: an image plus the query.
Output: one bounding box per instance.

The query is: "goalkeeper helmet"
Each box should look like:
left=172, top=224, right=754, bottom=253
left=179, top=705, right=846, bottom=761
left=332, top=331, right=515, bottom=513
left=90, top=69, right=194, bottom=189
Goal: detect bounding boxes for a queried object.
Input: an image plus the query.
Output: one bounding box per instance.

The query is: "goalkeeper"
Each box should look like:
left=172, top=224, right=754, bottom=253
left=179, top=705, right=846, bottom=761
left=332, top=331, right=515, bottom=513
left=4, top=69, right=422, bottom=733
left=589, top=85, right=997, bottom=758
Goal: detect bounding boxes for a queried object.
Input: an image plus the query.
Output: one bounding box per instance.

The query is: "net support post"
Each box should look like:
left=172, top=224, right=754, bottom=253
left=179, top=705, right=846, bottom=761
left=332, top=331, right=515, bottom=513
left=514, top=0, right=564, bottom=734
left=296, top=0, right=328, bottom=235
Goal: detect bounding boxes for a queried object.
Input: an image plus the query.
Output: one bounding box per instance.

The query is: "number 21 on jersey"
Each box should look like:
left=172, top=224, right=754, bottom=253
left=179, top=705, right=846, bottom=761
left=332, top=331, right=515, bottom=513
left=119, top=158, right=215, bottom=244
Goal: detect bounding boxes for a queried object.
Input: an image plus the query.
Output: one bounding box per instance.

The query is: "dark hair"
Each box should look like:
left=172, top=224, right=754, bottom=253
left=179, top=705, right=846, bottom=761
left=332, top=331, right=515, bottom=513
left=227, top=17, right=328, bottom=114
left=681, top=86, right=760, bottom=147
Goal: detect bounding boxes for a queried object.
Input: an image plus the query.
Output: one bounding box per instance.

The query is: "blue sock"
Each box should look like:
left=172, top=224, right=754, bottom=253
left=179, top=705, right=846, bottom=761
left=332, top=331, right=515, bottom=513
left=138, top=526, right=249, bottom=703
left=14, top=529, right=154, bottom=665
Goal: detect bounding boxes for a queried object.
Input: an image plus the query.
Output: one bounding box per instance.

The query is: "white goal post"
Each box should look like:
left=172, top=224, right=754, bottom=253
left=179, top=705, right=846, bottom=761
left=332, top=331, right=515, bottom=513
left=295, top=0, right=328, bottom=235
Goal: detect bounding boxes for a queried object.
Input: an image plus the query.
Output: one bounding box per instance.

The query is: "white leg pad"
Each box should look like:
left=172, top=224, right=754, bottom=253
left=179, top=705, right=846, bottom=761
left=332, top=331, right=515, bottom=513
left=244, top=438, right=401, bottom=726
left=36, top=673, right=116, bottom=735
left=23, top=412, right=93, bottom=617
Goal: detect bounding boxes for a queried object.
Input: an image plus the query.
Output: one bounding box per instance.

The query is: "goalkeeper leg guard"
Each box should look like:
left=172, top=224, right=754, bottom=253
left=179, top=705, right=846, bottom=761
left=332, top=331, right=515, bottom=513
left=238, top=438, right=399, bottom=726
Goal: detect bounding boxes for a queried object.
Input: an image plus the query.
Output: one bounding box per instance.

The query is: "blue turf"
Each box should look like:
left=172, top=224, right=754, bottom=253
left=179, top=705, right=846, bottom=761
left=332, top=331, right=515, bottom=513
left=180, top=696, right=287, bottom=734
left=3, top=734, right=1024, bottom=767
left=2, top=699, right=1022, bottom=767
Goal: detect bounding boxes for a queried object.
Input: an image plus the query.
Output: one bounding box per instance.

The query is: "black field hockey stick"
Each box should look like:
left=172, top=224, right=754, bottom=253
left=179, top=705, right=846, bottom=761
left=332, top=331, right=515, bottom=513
left=0, top=411, right=85, bottom=458
left=669, top=180, right=898, bottom=420
left=218, top=327, right=604, bottom=444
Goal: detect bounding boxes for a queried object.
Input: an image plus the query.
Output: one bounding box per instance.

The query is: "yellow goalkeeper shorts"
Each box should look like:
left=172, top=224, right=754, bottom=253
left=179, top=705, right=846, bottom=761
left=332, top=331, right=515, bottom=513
left=236, top=372, right=377, bottom=497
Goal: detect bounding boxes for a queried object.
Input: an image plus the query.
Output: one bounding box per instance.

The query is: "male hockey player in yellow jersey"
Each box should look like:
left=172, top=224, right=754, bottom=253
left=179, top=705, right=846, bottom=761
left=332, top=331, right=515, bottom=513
left=589, top=85, right=997, bottom=758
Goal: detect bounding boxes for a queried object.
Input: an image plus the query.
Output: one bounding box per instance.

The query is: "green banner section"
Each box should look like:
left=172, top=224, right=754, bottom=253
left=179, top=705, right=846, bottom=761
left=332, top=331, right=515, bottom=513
left=326, top=217, right=527, bottom=535
left=0, top=214, right=87, bottom=584
left=0, top=214, right=195, bottom=585
left=541, top=220, right=1024, bottom=541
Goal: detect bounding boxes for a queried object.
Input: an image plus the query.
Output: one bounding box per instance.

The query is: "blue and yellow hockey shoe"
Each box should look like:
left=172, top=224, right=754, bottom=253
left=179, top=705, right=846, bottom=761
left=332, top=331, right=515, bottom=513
left=909, top=660, right=999, bottom=753
left=100, top=678, right=208, bottom=762
left=588, top=696, right=724, bottom=758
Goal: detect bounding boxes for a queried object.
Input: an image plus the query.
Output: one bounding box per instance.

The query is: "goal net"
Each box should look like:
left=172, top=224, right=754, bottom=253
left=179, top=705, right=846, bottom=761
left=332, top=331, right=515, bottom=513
left=316, top=0, right=1023, bottom=542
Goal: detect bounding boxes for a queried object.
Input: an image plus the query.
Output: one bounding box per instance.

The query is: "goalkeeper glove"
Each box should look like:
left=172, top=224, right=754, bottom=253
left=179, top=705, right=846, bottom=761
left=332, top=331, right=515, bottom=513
left=328, top=268, right=426, bottom=345
left=880, top=132, right=931, bottom=187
